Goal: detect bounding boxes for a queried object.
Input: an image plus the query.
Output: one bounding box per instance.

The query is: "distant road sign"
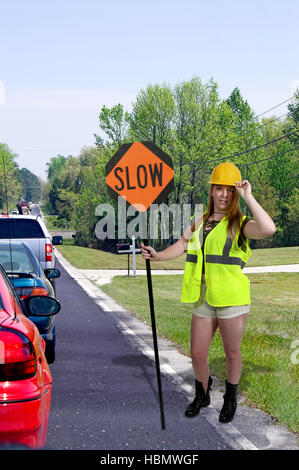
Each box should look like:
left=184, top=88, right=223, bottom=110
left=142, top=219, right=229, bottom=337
left=105, top=141, right=174, bottom=212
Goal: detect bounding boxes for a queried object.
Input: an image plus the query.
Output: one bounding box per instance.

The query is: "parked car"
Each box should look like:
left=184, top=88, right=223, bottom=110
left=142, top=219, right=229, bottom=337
left=0, top=242, right=60, bottom=363
left=0, top=214, right=58, bottom=272
left=0, top=265, right=60, bottom=448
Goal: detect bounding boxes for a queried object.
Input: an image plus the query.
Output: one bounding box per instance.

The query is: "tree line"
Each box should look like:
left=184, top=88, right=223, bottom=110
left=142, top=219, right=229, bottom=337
left=45, top=78, right=298, bottom=250
left=0, top=143, right=42, bottom=211
left=10, top=76, right=299, bottom=249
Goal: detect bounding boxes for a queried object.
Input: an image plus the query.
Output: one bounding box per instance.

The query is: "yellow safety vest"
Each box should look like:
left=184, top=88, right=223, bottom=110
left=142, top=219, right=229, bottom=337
left=181, top=215, right=251, bottom=306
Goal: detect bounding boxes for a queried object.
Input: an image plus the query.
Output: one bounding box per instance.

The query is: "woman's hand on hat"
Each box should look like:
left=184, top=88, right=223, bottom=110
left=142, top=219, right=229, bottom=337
left=235, top=180, right=252, bottom=200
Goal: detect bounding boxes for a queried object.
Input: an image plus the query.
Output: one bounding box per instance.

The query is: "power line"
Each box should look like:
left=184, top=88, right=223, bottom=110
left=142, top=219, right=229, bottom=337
left=202, top=111, right=291, bottom=156
left=196, top=145, right=299, bottom=176
left=205, top=128, right=299, bottom=164
left=237, top=145, right=299, bottom=167
left=254, top=112, right=289, bottom=128
left=169, top=97, right=295, bottom=165
left=175, top=128, right=299, bottom=167
left=192, top=96, right=294, bottom=140
left=193, top=112, right=293, bottom=162
left=255, top=97, right=293, bottom=118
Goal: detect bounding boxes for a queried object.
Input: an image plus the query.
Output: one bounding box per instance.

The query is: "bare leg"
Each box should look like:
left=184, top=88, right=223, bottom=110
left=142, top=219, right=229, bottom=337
left=190, top=315, right=218, bottom=391
left=218, top=314, right=248, bottom=384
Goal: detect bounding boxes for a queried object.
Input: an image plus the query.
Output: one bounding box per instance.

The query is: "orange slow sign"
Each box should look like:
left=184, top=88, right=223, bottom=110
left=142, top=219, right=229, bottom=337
left=105, top=141, right=174, bottom=212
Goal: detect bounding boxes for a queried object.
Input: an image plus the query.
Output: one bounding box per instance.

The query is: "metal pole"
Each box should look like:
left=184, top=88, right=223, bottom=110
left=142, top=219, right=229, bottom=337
left=143, top=236, right=166, bottom=430
left=142, top=123, right=166, bottom=430
left=132, top=236, right=136, bottom=277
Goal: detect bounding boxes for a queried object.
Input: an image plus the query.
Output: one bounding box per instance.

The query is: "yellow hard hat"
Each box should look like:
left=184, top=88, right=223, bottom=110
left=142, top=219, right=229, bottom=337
left=209, top=162, right=241, bottom=186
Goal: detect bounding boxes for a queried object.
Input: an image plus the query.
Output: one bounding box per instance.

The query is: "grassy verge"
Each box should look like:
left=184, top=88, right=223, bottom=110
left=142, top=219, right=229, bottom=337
left=56, top=244, right=299, bottom=270
left=100, top=272, right=299, bottom=434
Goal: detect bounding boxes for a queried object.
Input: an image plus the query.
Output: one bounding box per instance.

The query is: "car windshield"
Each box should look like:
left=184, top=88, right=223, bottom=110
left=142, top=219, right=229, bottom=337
left=0, top=246, right=38, bottom=274
left=0, top=219, right=44, bottom=238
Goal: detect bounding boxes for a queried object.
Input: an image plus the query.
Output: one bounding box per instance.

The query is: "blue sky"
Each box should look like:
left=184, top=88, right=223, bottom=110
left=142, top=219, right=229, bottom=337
left=0, top=0, right=298, bottom=179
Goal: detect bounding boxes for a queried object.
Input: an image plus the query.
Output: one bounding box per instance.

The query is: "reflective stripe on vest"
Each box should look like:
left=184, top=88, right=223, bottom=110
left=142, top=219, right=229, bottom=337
left=187, top=234, right=246, bottom=268
left=186, top=253, right=197, bottom=263
left=205, top=234, right=246, bottom=269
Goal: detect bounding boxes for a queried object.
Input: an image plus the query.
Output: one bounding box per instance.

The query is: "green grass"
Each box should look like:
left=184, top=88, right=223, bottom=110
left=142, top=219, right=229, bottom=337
left=248, top=246, right=299, bottom=267
left=100, top=272, right=299, bottom=434
left=56, top=244, right=299, bottom=270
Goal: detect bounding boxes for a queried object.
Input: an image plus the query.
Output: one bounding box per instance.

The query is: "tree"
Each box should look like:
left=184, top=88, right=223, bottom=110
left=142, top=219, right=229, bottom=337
left=18, top=167, right=41, bottom=202
left=288, top=89, right=299, bottom=124
left=94, top=104, right=129, bottom=147
left=286, top=88, right=299, bottom=145
left=48, top=156, right=80, bottom=221
left=46, top=155, right=68, bottom=181
left=226, top=87, right=255, bottom=122
left=127, top=83, right=175, bottom=147
left=225, top=87, right=264, bottom=154
left=172, top=78, right=241, bottom=209
left=0, top=143, right=21, bottom=210
left=72, top=146, right=111, bottom=248
left=47, top=78, right=299, bottom=250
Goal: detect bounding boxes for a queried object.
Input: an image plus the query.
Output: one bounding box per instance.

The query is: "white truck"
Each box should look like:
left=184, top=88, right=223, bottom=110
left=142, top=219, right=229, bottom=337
left=0, top=214, right=57, bottom=271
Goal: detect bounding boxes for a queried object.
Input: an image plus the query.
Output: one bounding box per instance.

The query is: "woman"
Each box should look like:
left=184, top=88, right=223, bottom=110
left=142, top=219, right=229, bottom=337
left=141, top=162, right=276, bottom=423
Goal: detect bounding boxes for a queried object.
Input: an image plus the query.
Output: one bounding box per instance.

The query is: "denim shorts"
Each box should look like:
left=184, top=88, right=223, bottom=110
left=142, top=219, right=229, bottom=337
left=193, top=283, right=250, bottom=320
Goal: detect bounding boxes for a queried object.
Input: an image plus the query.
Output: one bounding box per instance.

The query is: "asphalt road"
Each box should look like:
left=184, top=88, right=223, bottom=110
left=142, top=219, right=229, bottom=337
left=46, top=259, right=238, bottom=451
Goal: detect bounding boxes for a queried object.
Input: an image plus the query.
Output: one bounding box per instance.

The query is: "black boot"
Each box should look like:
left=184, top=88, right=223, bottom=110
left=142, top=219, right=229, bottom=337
left=219, top=380, right=238, bottom=423
left=185, top=376, right=213, bottom=418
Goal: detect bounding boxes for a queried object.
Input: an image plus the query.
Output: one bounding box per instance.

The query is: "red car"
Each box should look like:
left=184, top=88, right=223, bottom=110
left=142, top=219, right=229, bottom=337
left=0, top=265, right=60, bottom=448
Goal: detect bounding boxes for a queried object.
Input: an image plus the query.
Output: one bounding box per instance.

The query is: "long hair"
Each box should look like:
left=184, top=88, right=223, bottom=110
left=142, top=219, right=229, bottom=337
left=203, top=185, right=243, bottom=240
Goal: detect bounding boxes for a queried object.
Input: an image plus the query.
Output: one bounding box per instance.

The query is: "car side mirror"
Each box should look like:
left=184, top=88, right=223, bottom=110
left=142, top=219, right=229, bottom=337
left=52, top=236, right=63, bottom=245
left=22, top=295, right=61, bottom=317
left=44, top=268, right=61, bottom=279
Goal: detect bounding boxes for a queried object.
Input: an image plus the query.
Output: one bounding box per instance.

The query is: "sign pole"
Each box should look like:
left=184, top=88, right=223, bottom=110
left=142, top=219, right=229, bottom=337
left=106, top=135, right=174, bottom=431
left=132, top=236, right=136, bottom=277
left=143, top=234, right=166, bottom=430
left=142, top=124, right=166, bottom=430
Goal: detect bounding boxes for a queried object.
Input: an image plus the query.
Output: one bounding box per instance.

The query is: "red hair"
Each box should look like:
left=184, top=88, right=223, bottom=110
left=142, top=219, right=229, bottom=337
left=203, top=185, right=243, bottom=240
